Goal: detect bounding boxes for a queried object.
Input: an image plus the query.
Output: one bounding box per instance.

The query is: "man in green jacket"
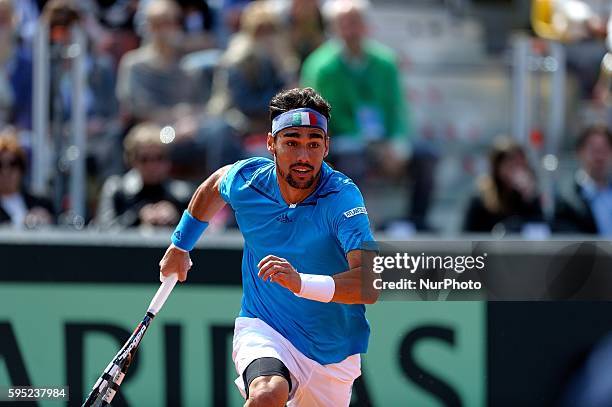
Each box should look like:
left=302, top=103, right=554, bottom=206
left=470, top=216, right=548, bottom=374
left=301, top=0, right=436, bottom=231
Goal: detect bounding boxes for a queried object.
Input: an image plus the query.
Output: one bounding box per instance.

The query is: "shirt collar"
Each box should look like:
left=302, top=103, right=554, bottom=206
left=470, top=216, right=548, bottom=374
left=577, top=169, right=612, bottom=201
left=272, top=161, right=333, bottom=206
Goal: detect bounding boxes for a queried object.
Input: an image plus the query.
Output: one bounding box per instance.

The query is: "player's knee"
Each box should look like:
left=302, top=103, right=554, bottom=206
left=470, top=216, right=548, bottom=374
left=248, top=376, right=289, bottom=407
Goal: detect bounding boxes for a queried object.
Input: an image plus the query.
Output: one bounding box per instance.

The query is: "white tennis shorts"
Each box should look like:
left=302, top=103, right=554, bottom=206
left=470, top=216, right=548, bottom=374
left=232, top=317, right=361, bottom=406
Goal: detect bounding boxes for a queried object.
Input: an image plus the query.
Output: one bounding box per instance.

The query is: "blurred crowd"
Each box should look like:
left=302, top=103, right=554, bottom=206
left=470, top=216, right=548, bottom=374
left=0, top=0, right=610, bottom=238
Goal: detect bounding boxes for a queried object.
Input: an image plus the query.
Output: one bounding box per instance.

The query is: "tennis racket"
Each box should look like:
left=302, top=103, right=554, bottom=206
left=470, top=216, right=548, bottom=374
left=82, top=273, right=178, bottom=406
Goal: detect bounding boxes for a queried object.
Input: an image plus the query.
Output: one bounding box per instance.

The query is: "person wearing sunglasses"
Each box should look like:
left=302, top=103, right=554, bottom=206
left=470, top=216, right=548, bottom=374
left=0, top=128, right=54, bottom=228
left=95, top=122, right=189, bottom=229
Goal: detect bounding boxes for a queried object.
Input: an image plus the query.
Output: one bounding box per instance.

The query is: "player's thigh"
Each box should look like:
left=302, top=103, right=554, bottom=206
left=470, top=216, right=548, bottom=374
left=290, top=375, right=354, bottom=407
left=290, top=355, right=361, bottom=407
left=244, top=357, right=292, bottom=403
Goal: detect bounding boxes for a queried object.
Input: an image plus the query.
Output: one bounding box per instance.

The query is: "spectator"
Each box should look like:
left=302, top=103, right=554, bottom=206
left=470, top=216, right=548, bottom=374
left=117, top=0, right=242, bottom=179
left=11, top=0, right=40, bottom=49
left=136, top=0, right=216, bottom=53
left=116, top=0, right=204, bottom=125
left=96, top=122, right=190, bottom=229
left=463, top=137, right=544, bottom=233
left=554, top=125, right=612, bottom=235
left=0, top=128, right=54, bottom=228
left=594, top=51, right=611, bottom=109
left=0, top=0, right=33, bottom=130
left=593, top=14, right=611, bottom=120
left=285, top=0, right=326, bottom=67
left=41, top=0, right=119, bottom=122
left=80, top=0, right=140, bottom=69
left=208, top=0, right=297, bottom=136
left=532, top=0, right=610, bottom=98
left=301, top=0, right=408, bottom=171
left=177, top=0, right=216, bottom=51
left=40, top=0, right=122, bottom=203
left=532, top=0, right=609, bottom=42
left=216, top=0, right=254, bottom=46
left=301, top=0, right=436, bottom=230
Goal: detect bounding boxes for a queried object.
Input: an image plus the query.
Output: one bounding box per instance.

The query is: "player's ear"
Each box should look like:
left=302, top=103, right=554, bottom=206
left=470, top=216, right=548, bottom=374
left=266, top=132, right=275, bottom=156
left=324, top=136, right=330, bottom=158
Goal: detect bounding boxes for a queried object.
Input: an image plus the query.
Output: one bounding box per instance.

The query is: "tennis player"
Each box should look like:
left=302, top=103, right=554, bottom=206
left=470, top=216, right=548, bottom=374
left=160, top=87, right=379, bottom=406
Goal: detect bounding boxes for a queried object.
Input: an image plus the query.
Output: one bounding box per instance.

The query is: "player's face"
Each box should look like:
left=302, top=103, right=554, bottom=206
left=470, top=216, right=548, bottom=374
left=268, top=127, right=329, bottom=190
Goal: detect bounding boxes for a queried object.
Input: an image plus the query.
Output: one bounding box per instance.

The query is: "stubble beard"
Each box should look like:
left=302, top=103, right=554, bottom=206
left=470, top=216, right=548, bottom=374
left=278, top=166, right=321, bottom=190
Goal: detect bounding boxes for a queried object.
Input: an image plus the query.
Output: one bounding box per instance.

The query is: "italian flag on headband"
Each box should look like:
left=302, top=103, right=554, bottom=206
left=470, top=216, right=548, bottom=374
left=292, top=111, right=318, bottom=126
left=272, top=107, right=328, bottom=135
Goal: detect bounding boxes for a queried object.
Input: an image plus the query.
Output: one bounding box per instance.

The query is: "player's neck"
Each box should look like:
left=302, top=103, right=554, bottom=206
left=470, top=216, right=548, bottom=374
left=277, top=175, right=320, bottom=206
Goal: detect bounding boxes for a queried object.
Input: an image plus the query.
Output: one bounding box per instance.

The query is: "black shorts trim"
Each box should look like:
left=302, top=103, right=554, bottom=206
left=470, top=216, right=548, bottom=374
left=242, top=357, right=292, bottom=398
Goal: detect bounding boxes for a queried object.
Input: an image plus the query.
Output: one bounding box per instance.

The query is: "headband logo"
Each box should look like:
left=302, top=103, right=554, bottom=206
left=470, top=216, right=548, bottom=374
left=292, top=111, right=317, bottom=126
left=273, top=108, right=327, bottom=135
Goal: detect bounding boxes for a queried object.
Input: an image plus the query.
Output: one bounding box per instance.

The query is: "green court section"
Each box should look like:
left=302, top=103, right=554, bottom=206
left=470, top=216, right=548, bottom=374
left=0, top=284, right=486, bottom=407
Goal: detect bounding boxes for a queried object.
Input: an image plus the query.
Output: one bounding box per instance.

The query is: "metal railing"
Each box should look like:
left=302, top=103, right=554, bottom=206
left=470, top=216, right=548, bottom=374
left=32, top=22, right=87, bottom=227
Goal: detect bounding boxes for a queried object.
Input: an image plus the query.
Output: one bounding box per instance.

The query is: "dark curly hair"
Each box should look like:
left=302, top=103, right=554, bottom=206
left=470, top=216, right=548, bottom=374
left=269, top=87, right=331, bottom=121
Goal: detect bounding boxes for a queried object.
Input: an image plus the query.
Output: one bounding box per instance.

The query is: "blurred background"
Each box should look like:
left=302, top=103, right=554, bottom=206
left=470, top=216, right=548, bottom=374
left=1, top=0, right=612, bottom=406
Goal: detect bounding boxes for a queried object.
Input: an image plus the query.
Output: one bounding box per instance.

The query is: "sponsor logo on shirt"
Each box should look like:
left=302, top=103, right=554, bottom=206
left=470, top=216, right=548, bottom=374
left=276, top=213, right=293, bottom=223
left=343, top=207, right=367, bottom=218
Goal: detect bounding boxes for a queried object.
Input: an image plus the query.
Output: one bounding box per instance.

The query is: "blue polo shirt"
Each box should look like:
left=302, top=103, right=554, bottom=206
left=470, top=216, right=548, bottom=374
left=220, top=157, right=375, bottom=365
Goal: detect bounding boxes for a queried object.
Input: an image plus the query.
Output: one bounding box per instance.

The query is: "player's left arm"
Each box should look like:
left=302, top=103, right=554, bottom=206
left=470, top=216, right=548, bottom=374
left=329, top=249, right=379, bottom=304
left=257, top=250, right=379, bottom=304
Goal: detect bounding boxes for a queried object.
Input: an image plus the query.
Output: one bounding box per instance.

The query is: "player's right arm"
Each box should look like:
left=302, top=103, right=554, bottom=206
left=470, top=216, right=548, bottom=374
left=159, top=165, right=231, bottom=282
left=186, top=165, right=231, bottom=220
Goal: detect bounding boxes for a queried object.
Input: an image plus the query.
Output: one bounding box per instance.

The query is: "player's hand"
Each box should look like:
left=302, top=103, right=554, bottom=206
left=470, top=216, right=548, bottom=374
left=159, top=245, right=193, bottom=282
left=257, top=255, right=301, bottom=293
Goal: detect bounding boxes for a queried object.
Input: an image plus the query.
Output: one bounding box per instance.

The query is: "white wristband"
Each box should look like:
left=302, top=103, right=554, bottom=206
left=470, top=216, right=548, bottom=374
left=170, top=243, right=187, bottom=252
left=295, top=273, right=335, bottom=303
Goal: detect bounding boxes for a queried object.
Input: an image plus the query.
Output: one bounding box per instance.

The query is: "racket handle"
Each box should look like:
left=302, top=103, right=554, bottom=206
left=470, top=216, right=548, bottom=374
left=147, top=273, right=179, bottom=315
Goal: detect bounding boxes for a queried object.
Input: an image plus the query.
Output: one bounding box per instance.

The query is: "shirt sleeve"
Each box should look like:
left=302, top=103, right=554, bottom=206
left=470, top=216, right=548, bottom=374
left=219, top=157, right=264, bottom=205
left=330, top=184, right=376, bottom=253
